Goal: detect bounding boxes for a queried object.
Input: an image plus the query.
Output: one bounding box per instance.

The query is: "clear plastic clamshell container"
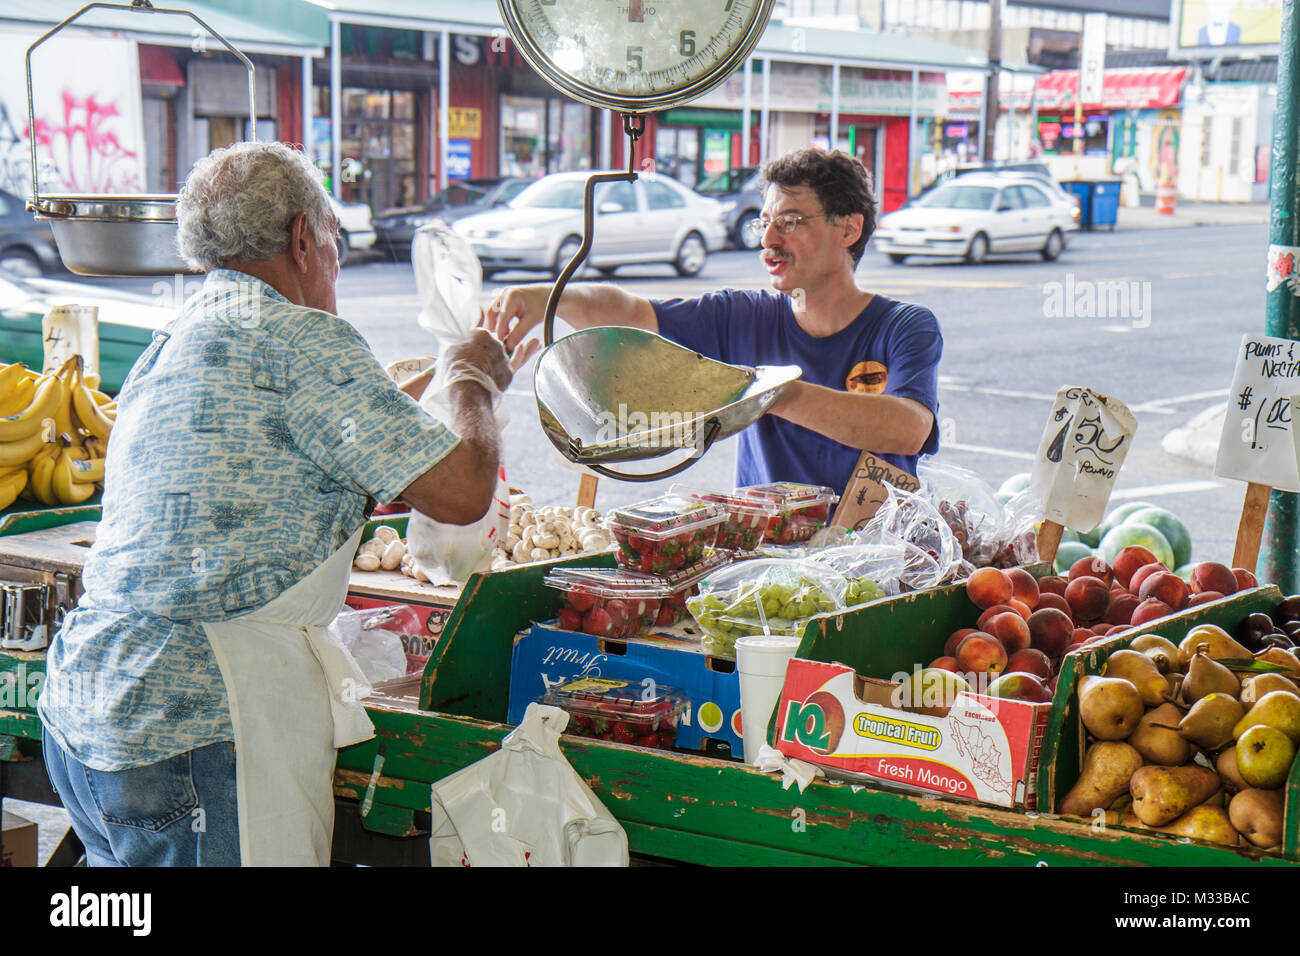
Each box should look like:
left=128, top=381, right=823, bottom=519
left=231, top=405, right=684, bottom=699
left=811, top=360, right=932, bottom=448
left=543, top=568, right=672, bottom=639
left=606, top=494, right=727, bottom=574
left=734, top=482, right=839, bottom=545
left=670, top=484, right=779, bottom=553
left=608, top=552, right=730, bottom=629
left=543, top=677, right=687, bottom=749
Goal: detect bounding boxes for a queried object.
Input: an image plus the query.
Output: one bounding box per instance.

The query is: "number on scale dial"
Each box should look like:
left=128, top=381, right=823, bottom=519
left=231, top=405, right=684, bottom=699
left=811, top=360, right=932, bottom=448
left=501, top=0, right=772, bottom=112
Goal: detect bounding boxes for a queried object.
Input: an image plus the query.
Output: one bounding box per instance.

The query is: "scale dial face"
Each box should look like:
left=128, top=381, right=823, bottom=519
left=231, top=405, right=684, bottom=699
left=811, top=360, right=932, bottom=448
left=499, top=0, right=774, bottom=113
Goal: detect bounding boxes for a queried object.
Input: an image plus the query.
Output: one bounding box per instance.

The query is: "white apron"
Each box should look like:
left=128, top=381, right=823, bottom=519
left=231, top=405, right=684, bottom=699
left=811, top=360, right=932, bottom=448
left=203, top=527, right=375, bottom=866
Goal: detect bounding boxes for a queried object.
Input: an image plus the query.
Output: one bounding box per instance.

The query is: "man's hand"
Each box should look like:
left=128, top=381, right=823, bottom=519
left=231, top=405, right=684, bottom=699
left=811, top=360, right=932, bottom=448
left=485, top=282, right=658, bottom=355
left=485, top=284, right=552, bottom=355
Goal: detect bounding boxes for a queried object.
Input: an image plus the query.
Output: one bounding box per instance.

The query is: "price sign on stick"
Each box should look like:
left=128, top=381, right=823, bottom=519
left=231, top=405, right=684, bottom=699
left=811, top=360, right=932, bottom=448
left=42, top=305, right=99, bottom=379
left=833, top=451, right=920, bottom=530
left=1030, top=386, right=1138, bottom=563
left=1214, top=333, right=1300, bottom=571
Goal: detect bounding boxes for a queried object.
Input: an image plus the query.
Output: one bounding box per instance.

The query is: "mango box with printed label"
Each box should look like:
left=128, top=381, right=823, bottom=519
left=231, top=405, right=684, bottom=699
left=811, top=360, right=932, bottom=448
left=508, top=623, right=742, bottom=756
left=2, top=810, right=37, bottom=867
left=773, top=658, right=1051, bottom=809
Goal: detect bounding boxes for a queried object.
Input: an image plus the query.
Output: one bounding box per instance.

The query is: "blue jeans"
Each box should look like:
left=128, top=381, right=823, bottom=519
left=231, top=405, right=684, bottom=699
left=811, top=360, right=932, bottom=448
left=42, top=728, right=240, bottom=866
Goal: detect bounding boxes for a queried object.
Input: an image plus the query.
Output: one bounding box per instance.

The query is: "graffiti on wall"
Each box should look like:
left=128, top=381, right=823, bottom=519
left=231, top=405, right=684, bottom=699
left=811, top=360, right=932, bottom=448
left=29, top=91, right=141, bottom=193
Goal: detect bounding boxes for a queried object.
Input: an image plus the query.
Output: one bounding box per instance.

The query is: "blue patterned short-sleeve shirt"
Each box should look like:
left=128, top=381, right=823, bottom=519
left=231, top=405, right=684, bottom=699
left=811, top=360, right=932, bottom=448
left=39, top=270, right=460, bottom=771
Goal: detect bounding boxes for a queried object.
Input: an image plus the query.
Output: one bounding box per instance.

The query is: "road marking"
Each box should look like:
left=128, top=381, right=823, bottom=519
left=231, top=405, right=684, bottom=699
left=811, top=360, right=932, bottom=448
left=942, top=441, right=1036, bottom=461
left=1129, top=388, right=1229, bottom=412
left=1109, top=480, right=1224, bottom=500
left=861, top=277, right=1027, bottom=289
left=1102, top=325, right=1134, bottom=334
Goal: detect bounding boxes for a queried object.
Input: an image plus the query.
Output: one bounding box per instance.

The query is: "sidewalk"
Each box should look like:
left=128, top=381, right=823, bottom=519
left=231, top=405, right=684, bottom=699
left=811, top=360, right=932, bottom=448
left=1101, top=199, right=1271, bottom=231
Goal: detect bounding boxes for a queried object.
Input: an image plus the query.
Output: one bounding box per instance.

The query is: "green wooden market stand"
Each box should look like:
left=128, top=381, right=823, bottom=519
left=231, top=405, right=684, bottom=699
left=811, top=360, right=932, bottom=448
left=3, top=507, right=1299, bottom=867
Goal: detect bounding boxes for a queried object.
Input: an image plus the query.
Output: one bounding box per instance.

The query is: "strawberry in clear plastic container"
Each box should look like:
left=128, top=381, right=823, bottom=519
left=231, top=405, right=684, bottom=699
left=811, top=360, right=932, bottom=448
left=606, top=495, right=726, bottom=574
left=735, top=482, right=839, bottom=545
left=543, top=678, right=687, bottom=749
left=671, top=484, right=778, bottom=553
left=544, top=569, right=668, bottom=639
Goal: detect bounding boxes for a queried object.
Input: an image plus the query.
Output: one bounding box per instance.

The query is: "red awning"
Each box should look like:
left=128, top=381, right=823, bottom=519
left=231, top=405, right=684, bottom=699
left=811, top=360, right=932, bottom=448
left=139, top=45, right=185, bottom=87
left=1034, top=67, right=1186, bottom=111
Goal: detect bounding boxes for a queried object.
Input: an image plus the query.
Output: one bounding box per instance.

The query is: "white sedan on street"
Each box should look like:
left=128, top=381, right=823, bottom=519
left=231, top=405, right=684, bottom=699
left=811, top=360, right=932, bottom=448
left=453, top=170, right=729, bottom=279
left=872, top=174, right=1078, bottom=265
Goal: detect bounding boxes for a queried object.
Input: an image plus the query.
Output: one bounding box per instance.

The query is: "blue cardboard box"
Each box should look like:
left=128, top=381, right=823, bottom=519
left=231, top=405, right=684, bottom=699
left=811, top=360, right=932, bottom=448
left=508, top=623, right=743, bottom=757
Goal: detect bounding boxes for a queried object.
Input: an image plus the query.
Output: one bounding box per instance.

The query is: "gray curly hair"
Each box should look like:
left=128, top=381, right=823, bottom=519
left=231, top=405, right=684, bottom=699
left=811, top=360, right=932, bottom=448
left=177, top=141, right=335, bottom=271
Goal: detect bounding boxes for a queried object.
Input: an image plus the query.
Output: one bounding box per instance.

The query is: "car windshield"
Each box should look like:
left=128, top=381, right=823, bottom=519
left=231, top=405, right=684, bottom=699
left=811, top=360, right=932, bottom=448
left=510, top=178, right=585, bottom=209
left=432, top=182, right=492, bottom=206
left=917, top=184, right=998, bottom=210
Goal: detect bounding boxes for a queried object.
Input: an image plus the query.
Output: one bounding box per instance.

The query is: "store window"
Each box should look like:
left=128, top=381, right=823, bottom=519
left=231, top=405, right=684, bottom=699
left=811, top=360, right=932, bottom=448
left=656, top=127, right=700, bottom=184
left=501, top=95, right=592, bottom=178
left=322, top=86, right=418, bottom=211
left=1038, top=115, right=1108, bottom=156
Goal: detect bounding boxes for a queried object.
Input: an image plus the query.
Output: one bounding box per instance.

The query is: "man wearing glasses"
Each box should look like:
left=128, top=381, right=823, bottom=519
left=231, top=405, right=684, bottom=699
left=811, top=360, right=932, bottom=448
left=487, top=148, right=942, bottom=493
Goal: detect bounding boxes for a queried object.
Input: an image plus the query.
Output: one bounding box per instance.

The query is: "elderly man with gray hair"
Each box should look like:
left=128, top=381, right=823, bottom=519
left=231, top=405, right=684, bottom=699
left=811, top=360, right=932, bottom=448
left=38, top=141, right=533, bottom=867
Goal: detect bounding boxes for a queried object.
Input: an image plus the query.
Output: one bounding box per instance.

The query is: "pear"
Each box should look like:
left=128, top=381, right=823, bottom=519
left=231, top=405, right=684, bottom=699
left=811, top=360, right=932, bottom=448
left=1241, top=672, right=1300, bottom=706
left=1215, top=745, right=1251, bottom=793
left=1254, top=646, right=1300, bottom=675
left=1236, top=724, right=1297, bottom=789
left=1155, top=804, right=1241, bottom=846
left=1059, top=741, right=1144, bottom=817
left=1178, top=626, right=1253, bottom=670
left=1129, top=702, right=1191, bottom=765
left=1130, top=764, right=1222, bottom=826
left=1228, top=788, right=1285, bottom=849
left=1233, top=690, right=1300, bottom=743
left=1130, top=634, right=1180, bottom=675
left=1104, top=650, right=1170, bottom=706
left=1165, top=672, right=1184, bottom=699
left=1177, top=693, right=1245, bottom=751
left=1181, top=651, right=1241, bottom=703
left=1079, top=676, right=1145, bottom=741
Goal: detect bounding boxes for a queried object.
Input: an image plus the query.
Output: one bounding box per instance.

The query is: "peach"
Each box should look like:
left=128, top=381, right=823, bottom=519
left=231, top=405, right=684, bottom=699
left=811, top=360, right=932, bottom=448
left=1068, top=556, right=1114, bottom=587
left=1113, top=545, right=1159, bottom=590
left=1065, top=575, right=1110, bottom=624
left=978, top=604, right=1019, bottom=630
left=1006, top=598, right=1033, bottom=621
left=986, top=611, right=1032, bottom=655
left=1232, top=567, right=1259, bottom=591
left=1091, top=623, right=1115, bottom=636
left=1128, top=562, right=1167, bottom=597
left=956, top=631, right=1009, bottom=676
left=966, top=567, right=1014, bottom=610
left=1108, top=625, right=1132, bottom=637
left=1071, top=628, right=1094, bottom=644
left=1131, top=598, right=1173, bottom=627
left=986, top=672, right=1053, bottom=703
left=1006, top=647, right=1053, bottom=679
left=1189, top=561, right=1238, bottom=597
left=1037, top=575, right=1068, bottom=597
left=1138, top=571, right=1190, bottom=611
left=1188, top=590, right=1225, bottom=607
left=944, top=628, right=978, bottom=659
left=1036, top=592, right=1073, bottom=618
left=1104, top=593, right=1141, bottom=626
left=929, top=655, right=961, bottom=673
left=1028, top=607, right=1075, bottom=658
left=1007, top=568, right=1040, bottom=610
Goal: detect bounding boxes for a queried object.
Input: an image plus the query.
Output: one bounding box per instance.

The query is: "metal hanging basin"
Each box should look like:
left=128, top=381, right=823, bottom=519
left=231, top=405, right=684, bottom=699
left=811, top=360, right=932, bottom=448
left=534, top=326, right=801, bottom=481
left=25, top=1, right=257, bottom=276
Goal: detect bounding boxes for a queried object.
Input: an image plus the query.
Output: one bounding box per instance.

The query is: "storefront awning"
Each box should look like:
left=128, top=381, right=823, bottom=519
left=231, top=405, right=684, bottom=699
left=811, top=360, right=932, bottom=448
left=1034, top=67, right=1187, bottom=111
left=139, top=44, right=185, bottom=86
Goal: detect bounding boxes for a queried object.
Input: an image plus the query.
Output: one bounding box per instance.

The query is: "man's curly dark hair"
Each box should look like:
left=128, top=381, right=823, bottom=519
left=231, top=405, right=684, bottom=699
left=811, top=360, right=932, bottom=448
left=761, top=149, right=877, bottom=266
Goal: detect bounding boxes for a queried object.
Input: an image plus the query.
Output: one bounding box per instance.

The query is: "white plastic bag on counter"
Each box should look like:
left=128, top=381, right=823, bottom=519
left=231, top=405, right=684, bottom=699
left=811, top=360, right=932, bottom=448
left=429, top=703, right=629, bottom=867
left=405, top=225, right=510, bottom=584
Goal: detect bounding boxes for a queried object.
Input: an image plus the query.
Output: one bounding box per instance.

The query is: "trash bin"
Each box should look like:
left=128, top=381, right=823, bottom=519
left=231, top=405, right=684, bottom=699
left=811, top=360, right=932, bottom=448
left=1089, top=180, right=1120, bottom=231
left=1061, top=181, right=1092, bottom=229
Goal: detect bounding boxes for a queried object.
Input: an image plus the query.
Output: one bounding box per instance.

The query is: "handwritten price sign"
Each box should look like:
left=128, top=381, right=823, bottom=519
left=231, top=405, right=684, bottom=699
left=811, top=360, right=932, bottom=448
left=1215, top=334, right=1300, bottom=493
left=1030, top=386, right=1137, bottom=532
left=833, top=451, right=920, bottom=530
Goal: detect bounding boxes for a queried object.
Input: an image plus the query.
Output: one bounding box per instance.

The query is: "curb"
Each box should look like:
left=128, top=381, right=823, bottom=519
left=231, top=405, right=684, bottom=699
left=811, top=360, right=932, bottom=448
left=1162, top=402, right=1227, bottom=467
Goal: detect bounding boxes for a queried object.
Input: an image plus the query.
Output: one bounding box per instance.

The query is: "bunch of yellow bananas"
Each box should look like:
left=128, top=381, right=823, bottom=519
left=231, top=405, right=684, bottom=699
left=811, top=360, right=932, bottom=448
left=0, top=357, right=115, bottom=511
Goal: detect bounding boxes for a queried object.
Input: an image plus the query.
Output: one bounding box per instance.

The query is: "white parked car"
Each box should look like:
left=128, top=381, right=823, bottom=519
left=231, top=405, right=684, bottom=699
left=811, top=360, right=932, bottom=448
left=328, top=196, right=376, bottom=264
left=873, top=174, right=1077, bottom=265
left=452, top=170, right=729, bottom=279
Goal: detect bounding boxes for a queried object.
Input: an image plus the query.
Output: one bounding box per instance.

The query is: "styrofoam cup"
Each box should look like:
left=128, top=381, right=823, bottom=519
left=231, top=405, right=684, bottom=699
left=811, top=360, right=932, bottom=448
left=735, top=636, right=802, bottom=765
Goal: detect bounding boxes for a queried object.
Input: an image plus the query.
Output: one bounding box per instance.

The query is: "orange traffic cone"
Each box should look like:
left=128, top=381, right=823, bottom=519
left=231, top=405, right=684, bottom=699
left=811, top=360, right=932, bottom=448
left=1155, top=174, right=1176, bottom=216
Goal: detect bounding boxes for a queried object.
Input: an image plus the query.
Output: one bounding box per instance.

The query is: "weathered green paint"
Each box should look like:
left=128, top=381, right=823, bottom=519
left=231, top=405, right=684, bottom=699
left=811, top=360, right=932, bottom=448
left=0, top=504, right=102, bottom=537
left=0, top=709, right=43, bottom=740
left=1261, top=0, right=1300, bottom=594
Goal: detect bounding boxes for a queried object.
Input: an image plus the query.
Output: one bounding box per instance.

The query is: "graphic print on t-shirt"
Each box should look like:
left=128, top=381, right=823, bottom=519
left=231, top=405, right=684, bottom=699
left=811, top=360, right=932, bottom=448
left=846, top=360, right=888, bottom=393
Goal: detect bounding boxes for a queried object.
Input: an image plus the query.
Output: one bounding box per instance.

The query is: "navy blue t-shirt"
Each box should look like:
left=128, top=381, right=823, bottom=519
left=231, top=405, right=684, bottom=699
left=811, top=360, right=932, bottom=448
left=653, top=289, right=943, bottom=493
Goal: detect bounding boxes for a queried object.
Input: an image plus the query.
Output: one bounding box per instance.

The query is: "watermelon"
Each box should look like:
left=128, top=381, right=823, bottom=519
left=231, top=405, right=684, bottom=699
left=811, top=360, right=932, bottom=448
left=1173, top=563, right=1195, bottom=583
left=1098, top=522, right=1175, bottom=570
left=998, top=472, right=1032, bottom=497
left=1096, top=501, right=1158, bottom=543
left=1124, top=506, right=1192, bottom=569
left=1053, top=540, right=1094, bottom=575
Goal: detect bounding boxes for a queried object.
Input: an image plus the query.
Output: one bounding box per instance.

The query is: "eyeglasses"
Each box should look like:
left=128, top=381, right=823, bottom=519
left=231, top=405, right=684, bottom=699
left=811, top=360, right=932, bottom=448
left=743, top=212, right=826, bottom=242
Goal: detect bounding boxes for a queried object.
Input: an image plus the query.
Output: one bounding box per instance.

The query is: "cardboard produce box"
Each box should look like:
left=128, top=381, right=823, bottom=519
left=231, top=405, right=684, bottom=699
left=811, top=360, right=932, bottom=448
left=774, top=658, right=1051, bottom=808
left=2, top=810, right=37, bottom=867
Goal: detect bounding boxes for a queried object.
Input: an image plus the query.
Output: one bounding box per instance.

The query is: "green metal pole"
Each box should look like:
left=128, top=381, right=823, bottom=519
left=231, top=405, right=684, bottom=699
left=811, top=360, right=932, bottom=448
left=1261, top=0, right=1300, bottom=594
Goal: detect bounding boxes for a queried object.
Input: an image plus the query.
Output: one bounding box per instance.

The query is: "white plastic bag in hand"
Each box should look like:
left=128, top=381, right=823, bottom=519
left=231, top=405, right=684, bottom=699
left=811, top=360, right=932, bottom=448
left=429, top=703, right=629, bottom=867
left=405, top=225, right=509, bottom=583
